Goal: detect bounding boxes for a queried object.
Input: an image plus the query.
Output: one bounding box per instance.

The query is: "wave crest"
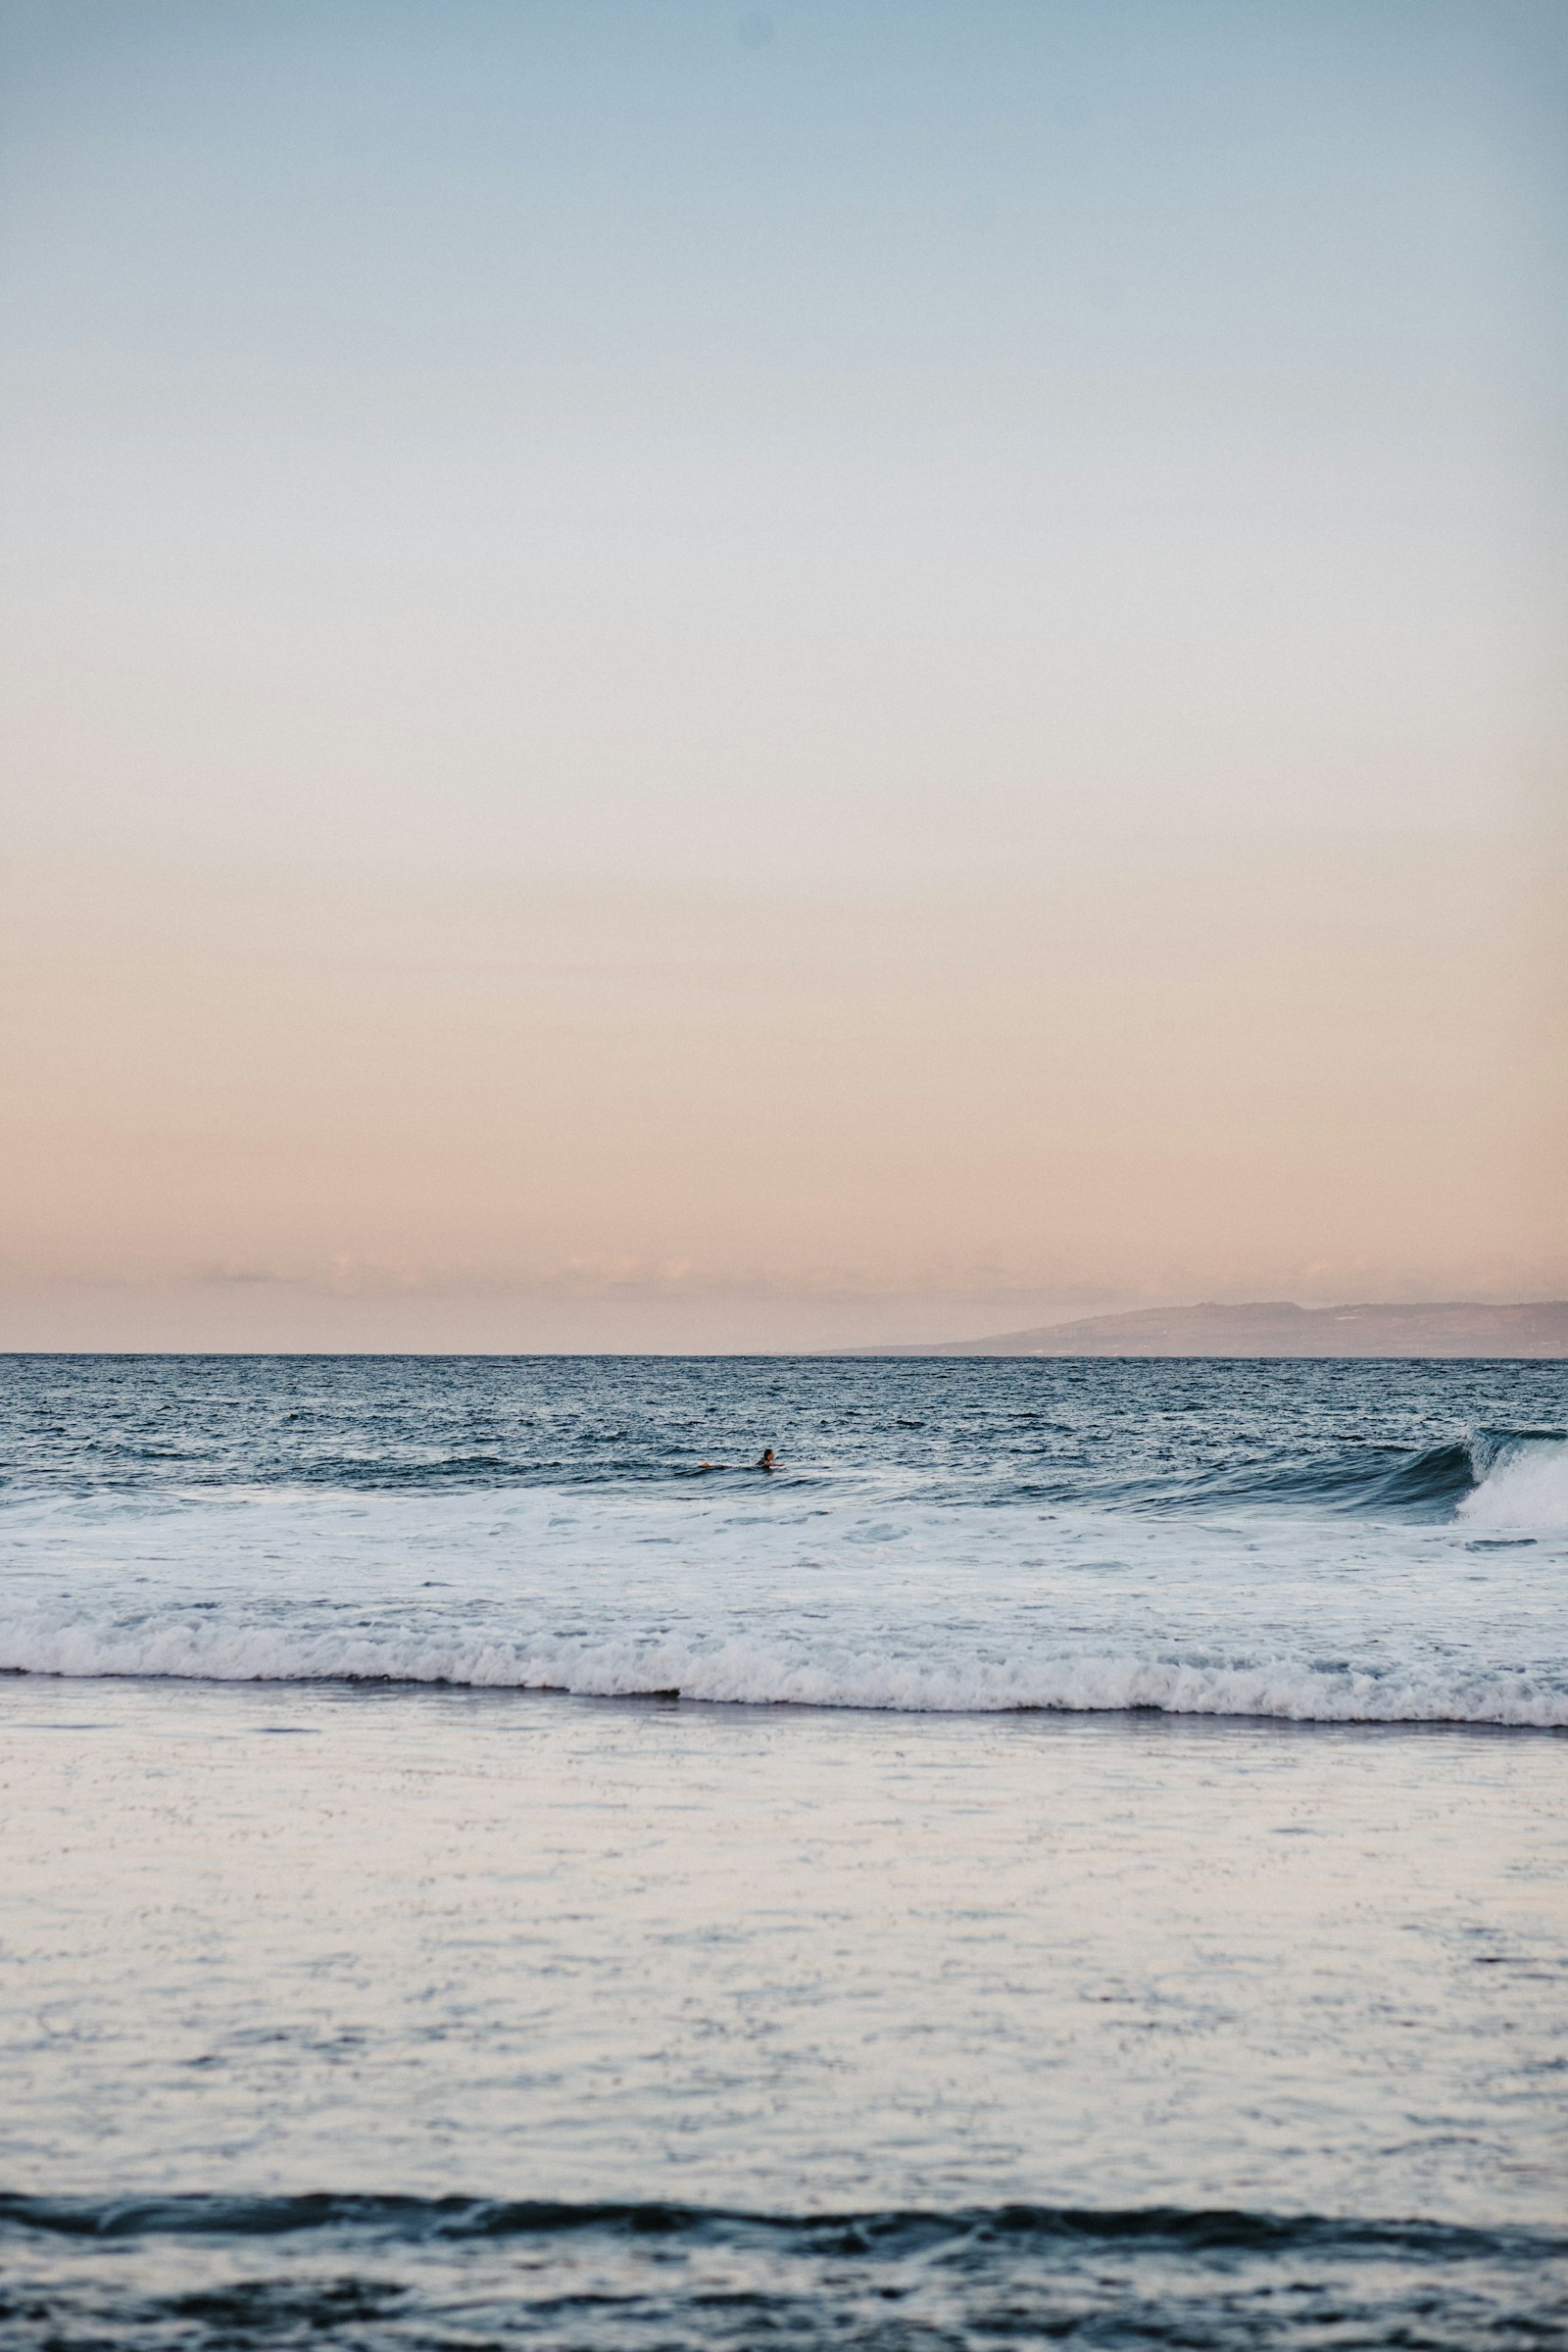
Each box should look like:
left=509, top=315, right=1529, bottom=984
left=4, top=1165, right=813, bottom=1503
left=3, top=1616, right=1564, bottom=1727
left=1459, top=1434, right=1568, bottom=1531
left=1143, top=1428, right=1567, bottom=1521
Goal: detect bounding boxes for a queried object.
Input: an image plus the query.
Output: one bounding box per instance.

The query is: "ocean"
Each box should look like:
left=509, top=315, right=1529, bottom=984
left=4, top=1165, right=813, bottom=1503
left=2, top=1351, right=1565, bottom=2347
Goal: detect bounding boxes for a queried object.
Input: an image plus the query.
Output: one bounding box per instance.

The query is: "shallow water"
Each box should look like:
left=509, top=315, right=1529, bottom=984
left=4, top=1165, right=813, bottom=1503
left=2, top=1354, right=1566, bottom=2345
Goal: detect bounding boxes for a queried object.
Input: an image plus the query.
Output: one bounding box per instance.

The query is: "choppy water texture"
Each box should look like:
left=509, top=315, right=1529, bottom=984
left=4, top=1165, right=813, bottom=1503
left=2, top=1354, right=1566, bottom=2346
left=6, top=2194, right=1566, bottom=2351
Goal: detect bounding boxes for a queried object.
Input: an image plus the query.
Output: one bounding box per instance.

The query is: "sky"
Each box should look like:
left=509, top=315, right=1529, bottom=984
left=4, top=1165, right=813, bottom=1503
left=2, top=0, right=1564, bottom=1350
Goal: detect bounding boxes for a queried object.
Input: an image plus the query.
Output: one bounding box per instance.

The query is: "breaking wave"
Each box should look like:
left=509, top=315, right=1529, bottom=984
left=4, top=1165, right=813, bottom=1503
left=3, top=1616, right=1564, bottom=1727
left=1457, top=1433, right=1568, bottom=1530
left=1140, top=1428, right=1568, bottom=1520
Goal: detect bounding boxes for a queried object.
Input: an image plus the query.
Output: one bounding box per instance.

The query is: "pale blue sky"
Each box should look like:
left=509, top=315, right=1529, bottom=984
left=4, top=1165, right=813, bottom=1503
left=5, top=2, right=1563, bottom=613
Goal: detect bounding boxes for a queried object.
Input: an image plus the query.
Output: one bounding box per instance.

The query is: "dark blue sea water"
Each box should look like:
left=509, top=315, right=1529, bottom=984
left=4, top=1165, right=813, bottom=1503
left=3, top=1350, right=1563, bottom=1515
left=3, top=1354, right=1566, bottom=2346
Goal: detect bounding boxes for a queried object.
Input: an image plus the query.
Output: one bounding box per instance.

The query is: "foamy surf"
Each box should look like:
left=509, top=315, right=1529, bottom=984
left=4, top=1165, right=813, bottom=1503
left=1457, top=1435, right=1568, bottom=1531
left=3, top=1614, right=1566, bottom=1726
left=3, top=1361, right=1564, bottom=1731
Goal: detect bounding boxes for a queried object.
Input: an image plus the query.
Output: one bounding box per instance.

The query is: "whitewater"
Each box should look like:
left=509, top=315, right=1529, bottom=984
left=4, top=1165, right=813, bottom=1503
left=2, top=1354, right=1565, bottom=1728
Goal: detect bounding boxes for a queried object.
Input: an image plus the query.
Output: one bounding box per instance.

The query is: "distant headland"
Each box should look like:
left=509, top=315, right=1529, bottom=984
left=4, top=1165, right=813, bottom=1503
left=855, top=1301, right=1568, bottom=1358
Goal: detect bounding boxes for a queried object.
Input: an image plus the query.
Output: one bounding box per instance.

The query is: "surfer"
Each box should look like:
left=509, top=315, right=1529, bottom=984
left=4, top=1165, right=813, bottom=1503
left=757, top=1446, right=777, bottom=1472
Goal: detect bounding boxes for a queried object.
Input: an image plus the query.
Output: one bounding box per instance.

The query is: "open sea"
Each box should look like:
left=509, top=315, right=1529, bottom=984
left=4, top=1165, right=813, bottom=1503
left=2, top=1351, right=1566, bottom=2348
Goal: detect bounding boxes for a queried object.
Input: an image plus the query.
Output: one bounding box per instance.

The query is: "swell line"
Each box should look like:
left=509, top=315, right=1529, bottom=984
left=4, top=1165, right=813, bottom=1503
left=4, top=2191, right=1564, bottom=2263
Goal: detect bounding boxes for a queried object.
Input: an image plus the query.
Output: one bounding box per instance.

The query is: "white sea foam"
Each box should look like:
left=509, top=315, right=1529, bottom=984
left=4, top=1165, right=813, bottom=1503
left=1459, top=1436, right=1568, bottom=1531
left=3, top=1611, right=1565, bottom=1726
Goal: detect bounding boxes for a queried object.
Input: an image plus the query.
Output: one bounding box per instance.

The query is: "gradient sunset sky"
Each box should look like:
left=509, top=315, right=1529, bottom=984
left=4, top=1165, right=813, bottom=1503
left=3, top=0, right=1564, bottom=1349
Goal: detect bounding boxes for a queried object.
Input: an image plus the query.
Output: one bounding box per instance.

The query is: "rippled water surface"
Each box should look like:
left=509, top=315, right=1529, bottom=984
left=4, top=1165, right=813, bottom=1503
left=2, top=1353, right=1566, bottom=2345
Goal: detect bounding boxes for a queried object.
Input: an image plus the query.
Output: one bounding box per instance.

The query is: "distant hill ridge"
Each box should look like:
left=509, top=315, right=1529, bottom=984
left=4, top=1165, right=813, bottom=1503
left=867, top=1300, right=1568, bottom=1358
